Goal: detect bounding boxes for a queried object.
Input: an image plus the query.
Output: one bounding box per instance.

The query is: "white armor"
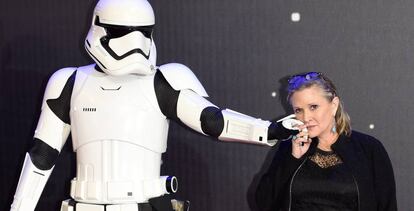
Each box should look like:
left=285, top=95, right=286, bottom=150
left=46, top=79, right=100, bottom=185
left=10, top=0, right=291, bottom=210
left=69, top=65, right=171, bottom=204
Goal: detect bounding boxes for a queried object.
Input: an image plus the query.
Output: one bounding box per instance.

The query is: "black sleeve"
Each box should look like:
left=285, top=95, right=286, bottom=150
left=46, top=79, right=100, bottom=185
left=154, top=70, right=180, bottom=122
left=255, top=140, right=304, bottom=211
left=199, top=106, right=224, bottom=138
left=29, top=138, right=59, bottom=170
left=369, top=138, right=397, bottom=211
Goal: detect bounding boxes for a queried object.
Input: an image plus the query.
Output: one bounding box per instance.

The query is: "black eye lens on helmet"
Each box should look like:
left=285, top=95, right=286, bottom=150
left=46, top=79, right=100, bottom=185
left=105, top=27, right=132, bottom=38
left=136, top=26, right=153, bottom=38
left=95, top=16, right=153, bottom=39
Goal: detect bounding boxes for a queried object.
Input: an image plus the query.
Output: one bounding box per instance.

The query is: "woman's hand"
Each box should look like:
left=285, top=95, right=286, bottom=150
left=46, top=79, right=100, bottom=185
left=291, top=124, right=312, bottom=159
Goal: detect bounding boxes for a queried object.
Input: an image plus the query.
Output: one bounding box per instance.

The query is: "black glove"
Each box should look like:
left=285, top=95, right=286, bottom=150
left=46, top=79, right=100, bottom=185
left=267, top=121, right=299, bottom=140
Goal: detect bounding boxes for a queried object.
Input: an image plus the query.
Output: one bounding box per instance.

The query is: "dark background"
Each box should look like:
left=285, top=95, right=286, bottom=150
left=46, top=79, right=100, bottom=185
left=1, top=0, right=413, bottom=210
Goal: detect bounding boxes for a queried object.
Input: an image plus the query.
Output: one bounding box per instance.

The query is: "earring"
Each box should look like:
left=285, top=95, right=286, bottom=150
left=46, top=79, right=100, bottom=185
left=331, top=120, right=337, bottom=133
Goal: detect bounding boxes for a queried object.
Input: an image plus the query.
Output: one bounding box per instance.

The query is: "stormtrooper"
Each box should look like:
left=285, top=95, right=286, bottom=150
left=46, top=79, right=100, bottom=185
left=10, top=0, right=297, bottom=210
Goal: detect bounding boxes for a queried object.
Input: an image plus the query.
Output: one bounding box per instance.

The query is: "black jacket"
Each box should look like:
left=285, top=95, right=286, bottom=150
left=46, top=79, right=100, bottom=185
left=255, top=130, right=397, bottom=211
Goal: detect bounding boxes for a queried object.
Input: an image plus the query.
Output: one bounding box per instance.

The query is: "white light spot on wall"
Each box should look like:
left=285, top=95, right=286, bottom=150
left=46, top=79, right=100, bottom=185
left=369, top=124, right=375, bottom=130
left=271, top=91, right=277, bottom=97
left=291, top=12, right=301, bottom=22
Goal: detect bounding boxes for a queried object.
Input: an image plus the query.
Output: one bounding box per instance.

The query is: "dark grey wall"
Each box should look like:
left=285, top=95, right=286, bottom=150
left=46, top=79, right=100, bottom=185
left=1, top=0, right=413, bottom=210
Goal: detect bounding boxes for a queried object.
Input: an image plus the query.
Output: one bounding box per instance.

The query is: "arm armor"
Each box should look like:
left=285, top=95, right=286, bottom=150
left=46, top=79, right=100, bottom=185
left=11, top=68, right=75, bottom=211
left=155, top=63, right=296, bottom=146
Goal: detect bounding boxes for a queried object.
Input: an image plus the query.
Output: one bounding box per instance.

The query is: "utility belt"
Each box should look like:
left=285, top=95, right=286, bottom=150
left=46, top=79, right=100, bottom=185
left=60, top=199, right=154, bottom=211
left=60, top=198, right=189, bottom=211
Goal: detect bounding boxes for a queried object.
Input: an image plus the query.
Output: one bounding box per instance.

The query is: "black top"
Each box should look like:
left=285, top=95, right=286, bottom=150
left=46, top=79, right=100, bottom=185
left=291, top=148, right=358, bottom=211
left=255, top=131, right=397, bottom=211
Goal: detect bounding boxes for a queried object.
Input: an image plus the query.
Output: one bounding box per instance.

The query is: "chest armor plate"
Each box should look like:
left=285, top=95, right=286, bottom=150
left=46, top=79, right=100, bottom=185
left=70, top=71, right=169, bottom=153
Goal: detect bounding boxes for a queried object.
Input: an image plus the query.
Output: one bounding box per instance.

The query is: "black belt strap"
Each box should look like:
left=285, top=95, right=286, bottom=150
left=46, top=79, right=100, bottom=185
left=68, top=199, right=153, bottom=211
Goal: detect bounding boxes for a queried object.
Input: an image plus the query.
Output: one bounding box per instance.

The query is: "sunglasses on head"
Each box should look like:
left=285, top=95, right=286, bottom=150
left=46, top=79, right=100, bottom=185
left=288, top=72, right=337, bottom=98
left=288, top=72, right=322, bottom=85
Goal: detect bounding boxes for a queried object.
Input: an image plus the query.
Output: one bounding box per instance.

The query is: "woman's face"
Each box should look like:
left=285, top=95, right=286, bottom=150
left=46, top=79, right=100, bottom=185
left=290, top=85, right=339, bottom=139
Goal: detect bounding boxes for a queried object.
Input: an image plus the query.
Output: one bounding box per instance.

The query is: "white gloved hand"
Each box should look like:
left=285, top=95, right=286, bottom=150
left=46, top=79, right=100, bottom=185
left=276, top=114, right=304, bottom=130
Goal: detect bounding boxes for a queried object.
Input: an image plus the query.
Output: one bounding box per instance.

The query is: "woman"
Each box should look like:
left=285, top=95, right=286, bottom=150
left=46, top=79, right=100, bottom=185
left=255, top=72, right=397, bottom=211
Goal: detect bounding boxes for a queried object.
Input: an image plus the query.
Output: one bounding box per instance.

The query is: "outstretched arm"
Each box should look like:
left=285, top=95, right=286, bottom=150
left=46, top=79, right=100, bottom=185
left=176, top=88, right=271, bottom=145
left=11, top=68, right=76, bottom=211
left=154, top=63, right=295, bottom=146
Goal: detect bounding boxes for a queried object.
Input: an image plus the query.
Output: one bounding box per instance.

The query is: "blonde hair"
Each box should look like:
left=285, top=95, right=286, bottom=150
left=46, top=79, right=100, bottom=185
left=287, top=72, right=352, bottom=136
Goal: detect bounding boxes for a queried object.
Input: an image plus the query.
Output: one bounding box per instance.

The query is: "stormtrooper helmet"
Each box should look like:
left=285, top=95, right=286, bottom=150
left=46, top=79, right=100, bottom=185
left=85, top=0, right=157, bottom=76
